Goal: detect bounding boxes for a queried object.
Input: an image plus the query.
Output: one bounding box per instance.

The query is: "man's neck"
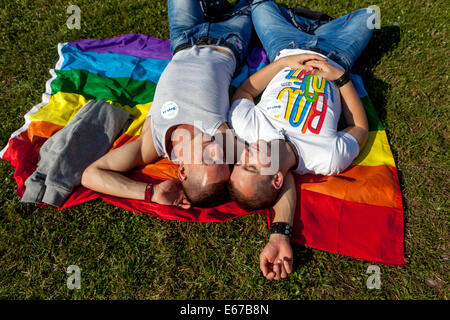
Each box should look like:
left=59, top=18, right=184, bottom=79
left=168, top=123, right=229, bottom=162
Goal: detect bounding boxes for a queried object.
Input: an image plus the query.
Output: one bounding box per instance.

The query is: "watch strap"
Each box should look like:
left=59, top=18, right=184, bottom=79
left=145, top=183, right=153, bottom=203
left=332, top=72, right=350, bottom=87
left=269, top=222, right=293, bottom=238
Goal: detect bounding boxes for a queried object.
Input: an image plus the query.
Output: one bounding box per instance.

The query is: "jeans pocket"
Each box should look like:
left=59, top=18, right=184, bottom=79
left=224, top=32, right=245, bottom=53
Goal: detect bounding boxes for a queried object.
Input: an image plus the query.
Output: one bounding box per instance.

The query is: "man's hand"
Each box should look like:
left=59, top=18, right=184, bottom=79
left=260, top=233, right=293, bottom=280
left=279, top=53, right=326, bottom=71
left=151, top=179, right=191, bottom=209
left=304, top=59, right=344, bottom=81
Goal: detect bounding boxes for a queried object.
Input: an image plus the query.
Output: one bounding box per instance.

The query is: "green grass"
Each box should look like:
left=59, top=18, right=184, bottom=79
left=0, top=0, right=448, bottom=299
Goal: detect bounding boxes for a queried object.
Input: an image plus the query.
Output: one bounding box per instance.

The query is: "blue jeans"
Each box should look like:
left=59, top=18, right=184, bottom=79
left=251, top=0, right=375, bottom=71
left=168, top=0, right=253, bottom=69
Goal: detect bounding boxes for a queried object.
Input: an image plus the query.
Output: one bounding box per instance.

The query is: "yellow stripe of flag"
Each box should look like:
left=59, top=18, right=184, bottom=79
left=352, top=130, right=396, bottom=167
left=29, top=92, right=151, bottom=136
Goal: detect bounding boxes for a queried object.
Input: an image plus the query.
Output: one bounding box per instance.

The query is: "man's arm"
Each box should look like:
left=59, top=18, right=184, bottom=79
left=305, top=60, right=369, bottom=149
left=259, top=171, right=297, bottom=280
left=81, top=117, right=158, bottom=200
left=339, top=81, right=369, bottom=149
left=231, top=54, right=325, bottom=104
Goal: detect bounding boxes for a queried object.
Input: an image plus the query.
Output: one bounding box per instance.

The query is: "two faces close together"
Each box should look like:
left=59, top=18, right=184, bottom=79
left=171, top=123, right=284, bottom=211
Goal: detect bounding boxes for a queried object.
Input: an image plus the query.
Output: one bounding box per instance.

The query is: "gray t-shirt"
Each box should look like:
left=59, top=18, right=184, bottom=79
left=148, top=45, right=236, bottom=158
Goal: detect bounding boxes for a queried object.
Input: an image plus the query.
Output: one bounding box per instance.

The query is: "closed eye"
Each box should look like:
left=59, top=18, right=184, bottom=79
left=243, top=165, right=259, bottom=173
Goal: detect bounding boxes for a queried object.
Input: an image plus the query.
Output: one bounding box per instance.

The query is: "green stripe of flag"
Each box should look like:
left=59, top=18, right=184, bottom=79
left=361, top=96, right=384, bottom=131
left=51, top=69, right=157, bottom=107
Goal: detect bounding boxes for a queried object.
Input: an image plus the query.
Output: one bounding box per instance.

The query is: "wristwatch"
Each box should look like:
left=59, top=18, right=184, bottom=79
left=332, top=72, right=350, bottom=87
left=269, top=222, right=292, bottom=238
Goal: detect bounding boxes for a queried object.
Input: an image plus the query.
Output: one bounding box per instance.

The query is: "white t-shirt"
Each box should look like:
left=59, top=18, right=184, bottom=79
left=229, top=48, right=359, bottom=175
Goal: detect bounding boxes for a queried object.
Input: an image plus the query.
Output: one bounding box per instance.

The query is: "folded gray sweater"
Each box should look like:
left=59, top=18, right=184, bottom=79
left=22, top=100, right=130, bottom=207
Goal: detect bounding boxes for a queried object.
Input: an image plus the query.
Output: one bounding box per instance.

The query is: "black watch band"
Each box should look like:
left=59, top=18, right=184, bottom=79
left=332, top=72, right=350, bottom=87
left=269, top=222, right=292, bottom=238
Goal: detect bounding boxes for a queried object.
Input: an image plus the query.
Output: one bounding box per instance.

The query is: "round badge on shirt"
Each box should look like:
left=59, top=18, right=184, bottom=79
left=161, top=101, right=179, bottom=119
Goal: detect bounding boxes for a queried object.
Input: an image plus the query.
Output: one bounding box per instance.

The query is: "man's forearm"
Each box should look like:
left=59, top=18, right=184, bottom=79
left=340, top=81, right=369, bottom=148
left=232, top=58, right=287, bottom=103
left=82, top=166, right=147, bottom=200
left=340, top=81, right=368, bottom=129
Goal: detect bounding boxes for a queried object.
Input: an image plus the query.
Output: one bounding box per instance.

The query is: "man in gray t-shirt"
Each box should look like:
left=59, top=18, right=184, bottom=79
left=81, top=0, right=253, bottom=207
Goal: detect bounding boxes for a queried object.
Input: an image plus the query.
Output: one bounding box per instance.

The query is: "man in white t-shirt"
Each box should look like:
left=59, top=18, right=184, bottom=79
left=228, top=0, right=376, bottom=280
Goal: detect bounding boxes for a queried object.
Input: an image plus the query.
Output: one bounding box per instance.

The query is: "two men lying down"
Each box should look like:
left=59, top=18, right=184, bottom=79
left=82, top=0, right=374, bottom=280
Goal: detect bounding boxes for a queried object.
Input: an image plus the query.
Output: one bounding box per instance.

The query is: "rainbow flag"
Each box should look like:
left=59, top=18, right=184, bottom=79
left=0, top=34, right=405, bottom=265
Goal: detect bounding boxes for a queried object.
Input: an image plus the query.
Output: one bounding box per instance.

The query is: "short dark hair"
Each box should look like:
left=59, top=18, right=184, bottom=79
left=182, top=178, right=230, bottom=208
left=228, top=175, right=281, bottom=212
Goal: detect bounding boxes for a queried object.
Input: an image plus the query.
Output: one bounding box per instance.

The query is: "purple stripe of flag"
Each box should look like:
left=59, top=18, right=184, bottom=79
left=247, top=47, right=268, bottom=69
left=68, top=33, right=173, bottom=60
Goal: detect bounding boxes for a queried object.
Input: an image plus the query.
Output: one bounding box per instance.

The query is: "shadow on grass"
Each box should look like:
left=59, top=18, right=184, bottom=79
left=292, top=243, right=314, bottom=268
left=354, top=25, right=401, bottom=125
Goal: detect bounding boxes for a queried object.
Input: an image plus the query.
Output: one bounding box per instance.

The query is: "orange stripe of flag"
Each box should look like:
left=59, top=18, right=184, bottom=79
left=296, top=164, right=402, bottom=209
left=27, top=121, right=64, bottom=143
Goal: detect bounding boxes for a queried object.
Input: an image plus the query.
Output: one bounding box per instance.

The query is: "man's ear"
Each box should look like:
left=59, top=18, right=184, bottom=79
left=271, top=171, right=284, bottom=190
left=178, top=162, right=187, bottom=182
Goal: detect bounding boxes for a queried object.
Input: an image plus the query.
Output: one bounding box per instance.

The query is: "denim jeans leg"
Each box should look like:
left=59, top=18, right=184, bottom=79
left=208, top=1, right=253, bottom=67
left=168, top=0, right=206, bottom=53
left=251, top=0, right=317, bottom=62
left=313, top=8, right=375, bottom=70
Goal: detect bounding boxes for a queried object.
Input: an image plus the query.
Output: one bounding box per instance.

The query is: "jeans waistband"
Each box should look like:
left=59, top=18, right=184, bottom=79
left=173, top=36, right=238, bottom=62
left=304, top=46, right=329, bottom=57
